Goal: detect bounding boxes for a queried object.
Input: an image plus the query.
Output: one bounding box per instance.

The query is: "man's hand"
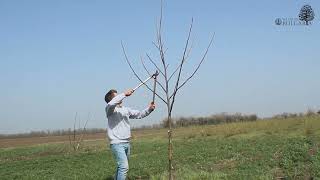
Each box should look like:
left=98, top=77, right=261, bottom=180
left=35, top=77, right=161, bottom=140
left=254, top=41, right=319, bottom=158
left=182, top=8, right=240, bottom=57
left=124, top=89, right=134, bottom=96
left=149, top=102, right=156, bottom=111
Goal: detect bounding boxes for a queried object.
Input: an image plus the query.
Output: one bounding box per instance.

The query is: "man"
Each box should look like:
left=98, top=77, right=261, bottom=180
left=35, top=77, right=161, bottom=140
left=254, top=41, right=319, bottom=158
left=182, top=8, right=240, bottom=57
left=105, top=89, right=155, bottom=180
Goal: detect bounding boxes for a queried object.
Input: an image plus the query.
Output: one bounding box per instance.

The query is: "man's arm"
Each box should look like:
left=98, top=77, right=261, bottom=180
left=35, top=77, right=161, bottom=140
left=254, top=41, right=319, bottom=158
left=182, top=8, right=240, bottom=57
left=106, top=93, right=126, bottom=115
left=128, top=102, right=155, bottom=119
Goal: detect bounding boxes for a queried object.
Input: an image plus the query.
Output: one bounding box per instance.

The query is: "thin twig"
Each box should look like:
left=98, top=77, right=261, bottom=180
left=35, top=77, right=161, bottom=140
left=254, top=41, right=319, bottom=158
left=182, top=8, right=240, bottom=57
left=170, top=34, right=214, bottom=100
left=140, top=56, right=152, bottom=75
left=141, top=56, right=166, bottom=93
left=76, top=112, right=90, bottom=150
left=146, top=53, right=166, bottom=77
left=156, top=0, right=170, bottom=110
left=152, top=42, right=168, bottom=56
left=168, top=40, right=194, bottom=82
left=71, top=112, right=78, bottom=150
left=169, top=18, right=193, bottom=113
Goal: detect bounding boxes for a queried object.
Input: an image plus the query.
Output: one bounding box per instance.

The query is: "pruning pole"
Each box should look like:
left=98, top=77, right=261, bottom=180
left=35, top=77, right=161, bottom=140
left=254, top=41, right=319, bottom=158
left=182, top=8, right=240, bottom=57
left=133, top=77, right=152, bottom=91
left=133, top=71, right=159, bottom=92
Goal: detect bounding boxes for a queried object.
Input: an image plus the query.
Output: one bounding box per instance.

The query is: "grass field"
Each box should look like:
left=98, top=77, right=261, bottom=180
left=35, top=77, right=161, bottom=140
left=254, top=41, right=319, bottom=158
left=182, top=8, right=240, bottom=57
left=1, top=116, right=320, bottom=179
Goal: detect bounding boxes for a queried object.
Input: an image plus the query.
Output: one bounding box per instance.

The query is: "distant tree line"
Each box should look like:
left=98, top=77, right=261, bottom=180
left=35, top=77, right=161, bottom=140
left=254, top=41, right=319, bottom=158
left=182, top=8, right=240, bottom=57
left=162, top=109, right=320, bottom=128
left=1, top=110, right=319, bottom=139
left=271, top=109, right=319, bottom=119
left=162, top=112, right=258, bottom=128
left=0, top=128, right=106, bottom=139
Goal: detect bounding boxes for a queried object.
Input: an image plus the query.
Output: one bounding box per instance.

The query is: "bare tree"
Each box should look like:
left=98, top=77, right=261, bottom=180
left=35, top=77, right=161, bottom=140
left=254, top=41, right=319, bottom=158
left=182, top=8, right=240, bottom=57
left=121, top=2, right=214, bottom=179
left=68, top=112, right=90, bottom=151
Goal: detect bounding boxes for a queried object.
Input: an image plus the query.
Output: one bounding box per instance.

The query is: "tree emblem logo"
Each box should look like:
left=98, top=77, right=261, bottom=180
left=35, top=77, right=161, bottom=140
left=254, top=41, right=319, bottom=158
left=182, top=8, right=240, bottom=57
left=299, top=5, right=315, bottom=25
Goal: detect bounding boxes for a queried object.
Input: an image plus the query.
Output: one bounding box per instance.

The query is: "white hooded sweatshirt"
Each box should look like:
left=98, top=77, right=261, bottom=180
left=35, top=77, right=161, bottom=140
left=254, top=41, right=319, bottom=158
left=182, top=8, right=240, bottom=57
left=105, top=93, right=153, bottom=144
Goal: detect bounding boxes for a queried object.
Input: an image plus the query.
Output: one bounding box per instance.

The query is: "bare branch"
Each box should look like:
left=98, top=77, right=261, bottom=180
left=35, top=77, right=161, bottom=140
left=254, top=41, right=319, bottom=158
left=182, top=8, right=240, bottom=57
left=157, top=0, right=163, bottom=46
left=140, top=56, right=152, bottom=75
left=140, top=56, right=166, bottom=93
left=185, top=39, right=194, bottom=60
left=156, top=2, right=167, bottom=73
left=170, top=34, right=214, bottom=100
left=76, top=112, right=90, bottom=150
left=73, top=112, right=77, bottom=148
left=146, top=53, right=166, bottom=77
left=168, top=66, right=179, bottom=82
left=168, top=37, right=194, bottom=82
left=156, top=1, right=171, bottom=116
left=169, top=18, right=193, bottom=113
left=121, top=42, right=167, bottom=104
left=69, top=112, right=78, bottom=151
left=152, top=42, right=168, bottom=56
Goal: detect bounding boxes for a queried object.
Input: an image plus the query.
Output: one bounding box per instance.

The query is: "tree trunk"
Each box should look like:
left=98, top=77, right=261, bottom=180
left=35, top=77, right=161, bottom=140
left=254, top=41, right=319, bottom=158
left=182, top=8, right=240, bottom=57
left=168, top=114, right=173, bottom=180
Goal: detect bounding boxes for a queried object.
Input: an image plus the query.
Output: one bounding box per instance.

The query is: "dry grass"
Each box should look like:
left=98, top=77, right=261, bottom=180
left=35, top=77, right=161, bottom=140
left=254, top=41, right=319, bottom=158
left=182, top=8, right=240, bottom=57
left=1, top=115, right=319, bottom=149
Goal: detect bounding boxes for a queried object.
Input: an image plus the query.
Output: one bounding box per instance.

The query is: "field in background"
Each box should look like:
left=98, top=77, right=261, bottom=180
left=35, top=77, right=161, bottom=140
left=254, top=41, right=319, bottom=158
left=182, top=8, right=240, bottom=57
left=1, top=116, right=320, bottom=179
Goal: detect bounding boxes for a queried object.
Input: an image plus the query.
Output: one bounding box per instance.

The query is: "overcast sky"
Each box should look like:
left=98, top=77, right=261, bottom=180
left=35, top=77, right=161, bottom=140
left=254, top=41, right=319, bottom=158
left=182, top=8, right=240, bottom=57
left=1, top=0, right=319, bottom=134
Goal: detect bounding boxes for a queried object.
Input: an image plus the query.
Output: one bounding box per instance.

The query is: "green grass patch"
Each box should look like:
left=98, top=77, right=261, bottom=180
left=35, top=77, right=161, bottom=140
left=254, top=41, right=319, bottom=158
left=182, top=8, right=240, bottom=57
left=1, top=116, right=320, bottom=179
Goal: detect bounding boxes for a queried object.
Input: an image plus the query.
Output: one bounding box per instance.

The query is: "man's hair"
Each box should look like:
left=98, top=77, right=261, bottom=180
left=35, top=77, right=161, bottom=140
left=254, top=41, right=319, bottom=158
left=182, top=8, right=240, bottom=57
left=105, top=89, right=117, bottom=103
